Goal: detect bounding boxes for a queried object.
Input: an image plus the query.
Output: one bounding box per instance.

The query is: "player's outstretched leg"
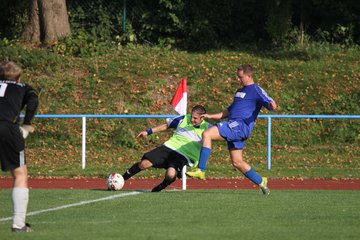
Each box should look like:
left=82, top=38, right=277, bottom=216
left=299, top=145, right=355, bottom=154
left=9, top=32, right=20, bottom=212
left=151, top=178, right=175, bottom=192
left=123, top=160, right=153, bottom=180
left=152, top=168, right=176, bottom=192
left=122, top=163, right=142, bottom=180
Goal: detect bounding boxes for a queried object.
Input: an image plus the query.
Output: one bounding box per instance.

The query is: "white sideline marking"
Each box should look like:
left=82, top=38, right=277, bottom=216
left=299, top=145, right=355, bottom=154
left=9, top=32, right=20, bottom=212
left=0, top=191, right=141, bottom=222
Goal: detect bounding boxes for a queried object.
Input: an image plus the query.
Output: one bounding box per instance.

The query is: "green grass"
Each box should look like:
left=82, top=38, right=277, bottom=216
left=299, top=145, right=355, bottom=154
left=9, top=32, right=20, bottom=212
left=1, top=189, right=360, bottom=239
left=0, top=42, right=359, bottom=179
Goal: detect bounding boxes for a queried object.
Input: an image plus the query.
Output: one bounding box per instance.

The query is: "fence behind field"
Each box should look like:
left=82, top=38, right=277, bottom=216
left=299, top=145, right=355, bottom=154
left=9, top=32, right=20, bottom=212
left=25, top=114, right=360, bottom=190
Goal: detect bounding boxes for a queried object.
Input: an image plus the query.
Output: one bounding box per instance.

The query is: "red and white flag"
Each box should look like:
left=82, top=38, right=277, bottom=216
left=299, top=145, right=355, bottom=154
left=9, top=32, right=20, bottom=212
left=170, top=78, right=187, bottom=115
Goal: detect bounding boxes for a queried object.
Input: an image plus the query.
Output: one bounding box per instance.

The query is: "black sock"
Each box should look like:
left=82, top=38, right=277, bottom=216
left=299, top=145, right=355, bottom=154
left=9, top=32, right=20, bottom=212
left=151, top=178, right=174, bottom=192
left=123, top=163, right=141, bottom=180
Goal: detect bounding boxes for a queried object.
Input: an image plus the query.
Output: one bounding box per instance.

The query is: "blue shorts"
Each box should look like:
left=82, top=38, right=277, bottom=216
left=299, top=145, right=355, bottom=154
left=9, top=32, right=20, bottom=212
left=216, top=120, right=251, bottom=150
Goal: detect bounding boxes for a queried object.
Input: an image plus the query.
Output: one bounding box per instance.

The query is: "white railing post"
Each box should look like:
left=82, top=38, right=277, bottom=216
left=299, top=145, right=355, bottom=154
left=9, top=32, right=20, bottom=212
left=82, top=116, right=86, bottom=169
left=267, top=116, right=272, bottom=170
left=182, top=166, right=187, bottom=190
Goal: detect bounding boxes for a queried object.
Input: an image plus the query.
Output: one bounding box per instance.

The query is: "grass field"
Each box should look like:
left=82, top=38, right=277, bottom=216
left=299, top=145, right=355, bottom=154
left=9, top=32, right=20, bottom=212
left=1, top=189, right=359, bottom=240
left=1, top=43, right=358, bottom=180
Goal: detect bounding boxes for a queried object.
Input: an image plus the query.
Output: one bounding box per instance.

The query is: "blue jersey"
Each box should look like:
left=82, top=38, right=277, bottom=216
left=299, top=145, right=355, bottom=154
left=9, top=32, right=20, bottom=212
left=227, top=84, right=273, bottom=131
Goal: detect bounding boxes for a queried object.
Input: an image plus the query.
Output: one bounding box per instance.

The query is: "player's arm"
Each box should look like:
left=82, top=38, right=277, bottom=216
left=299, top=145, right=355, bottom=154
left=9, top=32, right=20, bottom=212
left=269, top=100, right=277, bottom=111
left=137, top=115, right=185, bottom=138
left=136, top=123, right=169, bottom=138
left=20, top=86, right=39, bottom=139
left=202, top=109, right=229, bottom=120
left=23, top=86, right=39, bottom=125
left=256, top=85, right=277, bottom=112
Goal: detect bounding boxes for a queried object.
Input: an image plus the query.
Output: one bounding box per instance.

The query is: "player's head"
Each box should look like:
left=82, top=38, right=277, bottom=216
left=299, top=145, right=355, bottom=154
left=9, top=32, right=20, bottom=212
left=190, top=105, right=206, bottom=127
left=236, top=64, right=254, bottom=86
left=0, top=61, right=22, bottom=82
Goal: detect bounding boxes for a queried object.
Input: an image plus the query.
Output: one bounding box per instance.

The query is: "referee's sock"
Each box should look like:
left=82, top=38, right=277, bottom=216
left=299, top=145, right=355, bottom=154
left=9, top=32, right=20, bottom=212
left=198, top=147, right=211, bottom=172
left=122, top=163, right=141, bottom=180
left=243, top=168, right=262, bottom=185
left=12, top=187, right=29, bottom=229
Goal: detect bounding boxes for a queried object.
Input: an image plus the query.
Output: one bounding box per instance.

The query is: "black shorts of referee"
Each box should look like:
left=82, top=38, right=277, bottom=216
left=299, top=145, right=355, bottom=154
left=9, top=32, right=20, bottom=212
left=0, top=121, right=26, bottom=172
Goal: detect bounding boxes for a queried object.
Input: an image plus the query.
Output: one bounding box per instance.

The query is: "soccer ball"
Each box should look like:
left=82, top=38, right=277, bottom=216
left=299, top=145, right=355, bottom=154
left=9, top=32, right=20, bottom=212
left=107, top=173, right=124, bottom=191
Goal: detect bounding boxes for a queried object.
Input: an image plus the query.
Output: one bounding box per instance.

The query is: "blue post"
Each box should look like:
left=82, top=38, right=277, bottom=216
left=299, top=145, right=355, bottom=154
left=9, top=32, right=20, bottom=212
left=267, top=117, right=272, bottom=170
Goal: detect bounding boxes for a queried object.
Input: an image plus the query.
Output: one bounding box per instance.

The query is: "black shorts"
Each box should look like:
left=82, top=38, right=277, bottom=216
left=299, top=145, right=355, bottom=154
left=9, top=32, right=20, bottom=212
left=0, top=122, right=26, bottom=172
left=142, top=145, right=188, bottom=176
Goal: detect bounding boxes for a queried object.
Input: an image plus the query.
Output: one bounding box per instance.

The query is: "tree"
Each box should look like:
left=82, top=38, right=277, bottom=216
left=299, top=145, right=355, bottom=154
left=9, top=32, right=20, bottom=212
left=265, top=0, right=293, bottom=46
left=22, top=0, right=70, bottom=45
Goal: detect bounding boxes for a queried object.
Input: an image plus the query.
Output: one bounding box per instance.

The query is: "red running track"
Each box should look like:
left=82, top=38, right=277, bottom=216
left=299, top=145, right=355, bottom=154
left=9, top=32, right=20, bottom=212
left=1, top=178, right=360, bottom=190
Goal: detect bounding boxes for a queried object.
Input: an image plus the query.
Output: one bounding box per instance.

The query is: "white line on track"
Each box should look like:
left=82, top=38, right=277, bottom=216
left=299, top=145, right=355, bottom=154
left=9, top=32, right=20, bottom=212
left=0, top=191, right=142, bottom=222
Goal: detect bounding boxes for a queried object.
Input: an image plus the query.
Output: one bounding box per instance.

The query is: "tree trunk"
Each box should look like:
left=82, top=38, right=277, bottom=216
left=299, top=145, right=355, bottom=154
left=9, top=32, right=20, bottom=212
left=22, top=0, right=70, bottom=45
left=22, top=0, right=41, bottom=43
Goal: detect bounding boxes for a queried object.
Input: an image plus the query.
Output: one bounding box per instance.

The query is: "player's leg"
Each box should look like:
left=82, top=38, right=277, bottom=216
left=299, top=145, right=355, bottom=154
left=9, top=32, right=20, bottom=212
left=123, top=146, right=169, bottom=181
left=0, top=124, right=32, bottom=232
left=11, top=165, right=32, bottom=232
left=186, top=125, right=224, bottom=179
left=151, top=167, right=177, bottom=192
left=122, top=159, right=153, bottom=180
left=229, top=149, right=269, bottom=195
left=152, top=151, right=186, bottom=192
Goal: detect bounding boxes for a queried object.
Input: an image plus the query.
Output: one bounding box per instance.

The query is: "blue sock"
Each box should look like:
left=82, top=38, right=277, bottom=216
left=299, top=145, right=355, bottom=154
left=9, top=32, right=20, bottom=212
left=198, top=147, right=211, bottom=172
left=244, top=168, right=262, bottom=185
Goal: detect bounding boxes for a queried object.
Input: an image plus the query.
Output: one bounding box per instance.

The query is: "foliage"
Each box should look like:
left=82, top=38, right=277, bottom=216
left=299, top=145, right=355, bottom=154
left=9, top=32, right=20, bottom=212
left=67, top=0, right=124, bottom=42
left=52, top=30, right=111, bottom=57
left=1, top=0, right=360, bottom=50
left=315, top=24, right=356, bottom=46
left=0, top=42, right=359, bottom=178
left=0, top=0, right=29, bottom=39
left=265, top=0, right=293, bottom=47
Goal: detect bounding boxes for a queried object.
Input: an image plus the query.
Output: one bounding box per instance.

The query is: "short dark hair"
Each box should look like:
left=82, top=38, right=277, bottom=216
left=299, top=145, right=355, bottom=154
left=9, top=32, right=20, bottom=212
left=237, top=64, right=254, bottom=76
left=191, top=105, right=206, bottom=115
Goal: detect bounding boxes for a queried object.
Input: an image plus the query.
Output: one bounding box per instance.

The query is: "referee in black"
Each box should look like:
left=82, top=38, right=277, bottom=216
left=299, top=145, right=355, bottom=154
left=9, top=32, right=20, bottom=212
left=0, top=61, right=38, bottom=232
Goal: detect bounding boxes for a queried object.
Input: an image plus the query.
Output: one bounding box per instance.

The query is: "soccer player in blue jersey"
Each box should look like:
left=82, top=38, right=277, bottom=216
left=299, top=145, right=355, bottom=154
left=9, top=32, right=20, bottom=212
left=186, top=64, right=277, bottom=195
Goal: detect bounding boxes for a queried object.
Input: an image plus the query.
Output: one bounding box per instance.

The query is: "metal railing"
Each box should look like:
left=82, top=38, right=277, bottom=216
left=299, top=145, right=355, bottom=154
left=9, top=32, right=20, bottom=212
left=28, top=114, right=360, bottom=190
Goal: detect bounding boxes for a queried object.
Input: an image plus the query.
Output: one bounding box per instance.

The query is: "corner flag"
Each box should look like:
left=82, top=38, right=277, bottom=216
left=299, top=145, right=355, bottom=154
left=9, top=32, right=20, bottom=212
left=170, top=77, right=188, bottom=190
left=170, top=78, right=187, bottom=115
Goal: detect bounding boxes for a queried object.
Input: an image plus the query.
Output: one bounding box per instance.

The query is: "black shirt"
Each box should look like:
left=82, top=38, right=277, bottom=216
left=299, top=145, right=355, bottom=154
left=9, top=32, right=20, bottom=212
left=0, top=80, right=38, bottom=124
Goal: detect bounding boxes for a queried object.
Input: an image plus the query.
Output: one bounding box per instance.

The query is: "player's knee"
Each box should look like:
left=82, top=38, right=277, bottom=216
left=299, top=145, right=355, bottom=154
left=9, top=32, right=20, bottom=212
left=232, top=160, right=248, bottom=172
left=139, top=160, right=152, bottom=170
left=12, top=166, right=28, bottom=188
left=165, top=169, right=177, bottom=182
left=202, top=130, right=211, bottom=140
left=232, top=160, right=242, bottom=169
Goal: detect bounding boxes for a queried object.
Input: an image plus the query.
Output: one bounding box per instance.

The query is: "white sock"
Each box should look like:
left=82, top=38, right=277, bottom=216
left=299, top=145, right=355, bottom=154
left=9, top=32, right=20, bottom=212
left=12, top=187, right=29, bottom=229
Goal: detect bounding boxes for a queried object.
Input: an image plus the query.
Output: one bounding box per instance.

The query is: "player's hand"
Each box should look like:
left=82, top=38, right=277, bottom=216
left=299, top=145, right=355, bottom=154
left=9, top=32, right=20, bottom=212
left=19, top=125, right=35, bottom=139
left=201, top=114, right=211, bottom=119
left=270, top=101, right=278, bottom=111
left=136, top=131, right=148, bottom=138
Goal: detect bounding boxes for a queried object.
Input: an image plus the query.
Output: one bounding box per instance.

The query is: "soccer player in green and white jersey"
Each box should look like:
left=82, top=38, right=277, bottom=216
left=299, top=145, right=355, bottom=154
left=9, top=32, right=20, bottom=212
left=122, top=105, right=211, bottom=192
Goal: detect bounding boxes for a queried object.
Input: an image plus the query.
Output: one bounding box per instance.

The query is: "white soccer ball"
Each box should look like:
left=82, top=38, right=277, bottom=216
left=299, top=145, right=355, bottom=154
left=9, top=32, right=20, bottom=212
left=107, top=173, right=124, bottom=191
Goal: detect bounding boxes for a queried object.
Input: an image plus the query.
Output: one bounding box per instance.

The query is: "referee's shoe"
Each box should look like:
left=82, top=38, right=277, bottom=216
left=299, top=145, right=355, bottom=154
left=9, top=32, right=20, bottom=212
left=12, top=223, right=33, bottom=233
